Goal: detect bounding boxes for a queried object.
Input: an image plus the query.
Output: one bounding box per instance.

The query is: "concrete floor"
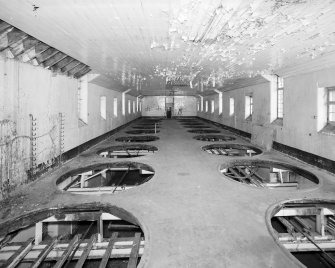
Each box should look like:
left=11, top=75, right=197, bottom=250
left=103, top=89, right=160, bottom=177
left=1, top=118, right=335, bottom=268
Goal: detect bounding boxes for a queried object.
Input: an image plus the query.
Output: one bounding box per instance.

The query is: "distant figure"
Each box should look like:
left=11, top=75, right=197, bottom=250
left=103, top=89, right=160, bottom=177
left=177, top=107, right=183, bottom=115
left=166, top=107, right=172, bottom=119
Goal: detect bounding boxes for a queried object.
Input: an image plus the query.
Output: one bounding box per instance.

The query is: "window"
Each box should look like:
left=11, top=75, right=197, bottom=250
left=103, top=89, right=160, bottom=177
left=197, top=102, right=200, bottom=112
left=78, top=76, right=88, bottom=124
left=328, top=87, right=335, bottom=124
left=100, top=96, right=106, bottom=119
left=128, top=100, right=131, bottom=114
left=245, top=95, right=253, bottom=119
left=133, top=101, right=136, bottom=113
left=113, top=98, right=118, bottom=117
left=211, top=100, right=214, bottom=113
left=218, top=92, right=223, bottom=115
left=277, top=88, right=283, bottom=118
left=229, top=98, right=234, bottom=116
left=205, top=101, right=208, bottom=112
left=139, top=101, right=142, bottom=112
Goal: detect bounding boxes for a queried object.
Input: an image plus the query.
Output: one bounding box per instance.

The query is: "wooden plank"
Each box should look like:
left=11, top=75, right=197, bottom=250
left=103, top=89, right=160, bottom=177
left=31, top=238, right=58, bottom=268
left=35, top=47, right=58, bottom=64
left=54, top=235, right=80, bottom=268
left=51, top=56, right=75, bottom=71
left=127, top=233, right=141, bottom=268
left=227, top=167, right=245, bottom=183
left=98, top=232, right=118, bottom=268
left=68, top=63, right=86, bottom=76
left=0, top=28, right=27, bottom=51
left=0, top=21, right=12, bottom=34
left=3, top=237, right=34, bottom=268
left=236, top=167, right=264, bottom=187
left=74, top=66, right=91, bottom=79
left=74, top=234, right=97, bottom=268
left=43, top=52, right=67, bottom=68
left=61, top=60, right=81, bottom=73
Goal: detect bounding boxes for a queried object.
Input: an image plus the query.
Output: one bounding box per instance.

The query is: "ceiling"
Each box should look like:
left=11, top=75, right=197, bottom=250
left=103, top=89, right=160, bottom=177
left=1, top=0, right=335, bottom=96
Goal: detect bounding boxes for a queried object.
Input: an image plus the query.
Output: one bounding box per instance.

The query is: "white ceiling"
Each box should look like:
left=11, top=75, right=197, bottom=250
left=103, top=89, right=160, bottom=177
left=1, top=0, right=335, bottom=95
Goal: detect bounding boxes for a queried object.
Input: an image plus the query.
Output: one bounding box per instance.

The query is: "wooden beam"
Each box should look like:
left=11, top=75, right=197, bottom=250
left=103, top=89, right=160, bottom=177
left=43, top=52, right=67, bottom=68
left=98, top=232, right=118, bottom=268
left=31, top=238, right=58, bottom=268
left=3, top=237, right=34, bottom=268
left=21, top=42, right=49, bottom=62
left=0, top=28, right=27, bottom=52
left=127, top=233, right=141, bottom=268
left=0, top=21, right=12, bottom=34
left=74, top=66, right=91, bottom=79
left=61, top=60, right=81, bottom=73
left=68, top=63, right=86, bottom=76
left=35, top=47, right=58, bottom=64
left=51, top=56, right=75, bottom=72
left=9, top=36, right=36, bottom=57
left=54, top=235, right=80, bottom=268
left=74, top=234, right=97, bottom=268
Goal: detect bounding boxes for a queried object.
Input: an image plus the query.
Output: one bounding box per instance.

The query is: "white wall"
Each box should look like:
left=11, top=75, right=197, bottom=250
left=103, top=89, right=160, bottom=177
left=142, top=96, right=197, bottom=117
left=197, top=67, right=335, bottom=161
left=0, top=56, right=140, bottom=199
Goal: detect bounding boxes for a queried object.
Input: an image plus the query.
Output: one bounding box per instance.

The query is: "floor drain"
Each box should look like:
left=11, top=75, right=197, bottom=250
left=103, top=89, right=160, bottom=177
left=188, top=129, right=221, bottom=134
left=126, top=129, right=160, bottom=134
left=270, top=200, right=335, bottom=268
left=0, top=206, right=145, bottom=267
left=220, top=160, right=318, bottom=189
left=203, top=144, right=262, bottom=156
left=57, top=162, right=155, bottom=194
left=115, top=136, right=159, bottom=142
left=194, top=135, right=236, bottom=141
left=98, top=144, right=158, bottom=158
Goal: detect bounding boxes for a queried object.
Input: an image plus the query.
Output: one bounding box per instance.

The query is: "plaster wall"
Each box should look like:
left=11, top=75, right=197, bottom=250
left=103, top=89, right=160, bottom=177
left=197, top=68, right=335, bottom=161
left=0, top=56, right=140, bottom=199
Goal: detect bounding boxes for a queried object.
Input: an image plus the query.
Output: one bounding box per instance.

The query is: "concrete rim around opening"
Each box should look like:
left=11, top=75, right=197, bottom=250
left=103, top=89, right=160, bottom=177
left=203, top=143, right=262, bottom=156
left=193, top=134, right=236, bottom=142
left=56, top=162, right=155, bottom=194
left=0, top=204, right=148, bottom=268
left=219, top=159, right=319, bottom=190
left=265, top=198, right=335, bottom=268
left=97, top=144, right=158, bottom=158
left=115, top=136, right=159, bottom=142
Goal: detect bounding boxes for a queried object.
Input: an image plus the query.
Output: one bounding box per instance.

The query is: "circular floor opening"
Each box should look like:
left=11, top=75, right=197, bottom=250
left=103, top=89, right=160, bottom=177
left=183, top=125, right=211, bottom=129
left=220, top=160, right=318, bottom=189
left=188, top=129, right=221, bottom=134
left=181, top=123, right=206, bottom=126
left=0, top=206, right=145, bottom=267
left=126, top=130, right=160, bottom=134
left=57, top=162, right=155, bottom=194
left=132, top=125, right=160, bottom=129
left=98, top=144, right=158, bottom=158
left=203, top=144, right=262, bottom=156
left=115, top=136, right=159, bottom=142
left=269, top=199, right=335, bottom=268
left=194, top=134, right=236, bottom=142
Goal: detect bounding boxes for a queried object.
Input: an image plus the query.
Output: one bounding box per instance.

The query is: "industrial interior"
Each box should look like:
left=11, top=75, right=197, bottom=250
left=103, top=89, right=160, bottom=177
left=1, top=1, right=335, bottom=267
